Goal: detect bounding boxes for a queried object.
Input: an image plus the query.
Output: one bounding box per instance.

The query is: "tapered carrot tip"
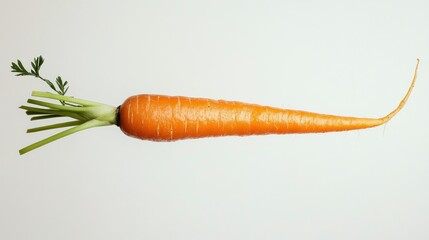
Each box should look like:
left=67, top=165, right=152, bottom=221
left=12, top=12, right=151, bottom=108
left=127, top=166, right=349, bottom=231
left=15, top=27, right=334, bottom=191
left=379, top=58, right=419, bottom=123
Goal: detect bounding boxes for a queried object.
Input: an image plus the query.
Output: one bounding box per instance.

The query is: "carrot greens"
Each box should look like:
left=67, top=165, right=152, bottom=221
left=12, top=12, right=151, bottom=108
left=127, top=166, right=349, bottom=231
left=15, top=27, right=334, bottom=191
left=13, top=56, right=117, bottom=155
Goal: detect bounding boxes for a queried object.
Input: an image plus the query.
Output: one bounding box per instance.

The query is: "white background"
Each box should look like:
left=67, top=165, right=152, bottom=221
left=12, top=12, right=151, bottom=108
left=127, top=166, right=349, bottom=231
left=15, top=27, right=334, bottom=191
left=1, top=0, right=428, bottom=239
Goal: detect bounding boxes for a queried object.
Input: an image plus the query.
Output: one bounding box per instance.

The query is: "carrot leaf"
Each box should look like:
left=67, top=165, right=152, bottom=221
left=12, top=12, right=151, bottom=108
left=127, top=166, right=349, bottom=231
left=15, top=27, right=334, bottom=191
left=11, top=56, right=71, bottom=105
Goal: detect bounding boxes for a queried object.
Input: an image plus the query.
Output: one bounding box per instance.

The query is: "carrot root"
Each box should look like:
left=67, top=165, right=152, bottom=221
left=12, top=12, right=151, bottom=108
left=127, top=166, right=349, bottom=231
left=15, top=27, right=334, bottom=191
left=119, top=59, right=420, bottom=141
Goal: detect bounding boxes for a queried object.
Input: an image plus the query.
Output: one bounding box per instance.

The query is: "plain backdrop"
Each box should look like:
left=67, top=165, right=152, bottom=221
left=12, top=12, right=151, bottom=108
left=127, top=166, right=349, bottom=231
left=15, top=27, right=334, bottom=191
left=1, top=0, right=428, bottom=239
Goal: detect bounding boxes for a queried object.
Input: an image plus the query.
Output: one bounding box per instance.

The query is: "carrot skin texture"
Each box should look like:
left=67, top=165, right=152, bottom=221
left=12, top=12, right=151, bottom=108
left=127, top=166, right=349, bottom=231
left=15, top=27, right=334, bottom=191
left=119, top=96, right=380, bottom=141
left=119, top=59, right=418, bottom=141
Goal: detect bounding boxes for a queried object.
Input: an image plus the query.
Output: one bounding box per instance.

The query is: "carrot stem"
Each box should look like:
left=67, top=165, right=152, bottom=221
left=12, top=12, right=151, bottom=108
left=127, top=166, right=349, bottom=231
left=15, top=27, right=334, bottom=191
left=20, top=105, right=86, bottom=120
left=27, top=120, right=84, bottom=133
left=19, top=119, right=113, bottom=155
left=19, top=92, right=117, bottom=155
left=30, top=114, right=64, bottom=121
left=31, top=91, right=103, bottom=106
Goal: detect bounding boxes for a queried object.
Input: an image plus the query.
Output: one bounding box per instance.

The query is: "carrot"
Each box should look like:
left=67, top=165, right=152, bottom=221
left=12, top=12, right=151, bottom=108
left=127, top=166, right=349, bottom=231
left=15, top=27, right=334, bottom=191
left=13, top=57, right=419, bottom=154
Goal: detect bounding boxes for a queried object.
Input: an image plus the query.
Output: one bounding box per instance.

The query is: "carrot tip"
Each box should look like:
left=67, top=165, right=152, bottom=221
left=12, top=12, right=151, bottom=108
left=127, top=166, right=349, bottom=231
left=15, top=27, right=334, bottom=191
left=380, top=58, right=419, bottom=123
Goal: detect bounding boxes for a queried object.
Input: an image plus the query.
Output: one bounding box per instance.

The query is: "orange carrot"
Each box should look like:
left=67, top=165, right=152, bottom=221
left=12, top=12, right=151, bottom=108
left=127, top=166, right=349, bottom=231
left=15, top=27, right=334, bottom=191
left=119, top=59, right=419, bottom=141
left=14, top=57, right=419, bottom=154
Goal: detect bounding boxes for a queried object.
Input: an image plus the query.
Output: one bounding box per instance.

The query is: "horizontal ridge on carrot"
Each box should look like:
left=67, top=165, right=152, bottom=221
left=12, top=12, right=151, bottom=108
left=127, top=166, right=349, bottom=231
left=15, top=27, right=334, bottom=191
left=13, top=56, right=420, bottom=155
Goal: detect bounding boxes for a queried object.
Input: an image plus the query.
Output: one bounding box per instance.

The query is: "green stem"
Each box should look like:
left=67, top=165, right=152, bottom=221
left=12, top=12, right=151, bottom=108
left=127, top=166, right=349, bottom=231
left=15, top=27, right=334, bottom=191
left=20, top=105, right=86, bottom=120
left=19, top=91, right=117, bottom=155
left=19, top=119, right=111, bottom=155
left=26, top=111, right=52, bottom=115
left=21, top=105, right=58, bottom=114
left=32, top=91, right=103, bottom=106
left=27, top=99, right=86, bottom=112
left=27, top=120, right=83, bottom=133
left=31, top=114, right=63, bottom=121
